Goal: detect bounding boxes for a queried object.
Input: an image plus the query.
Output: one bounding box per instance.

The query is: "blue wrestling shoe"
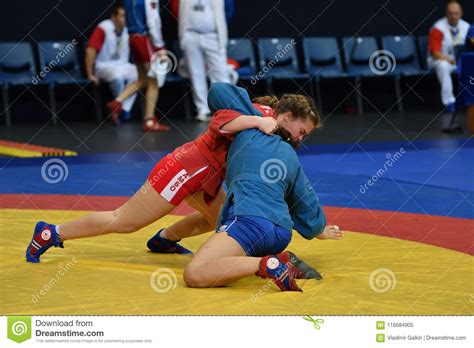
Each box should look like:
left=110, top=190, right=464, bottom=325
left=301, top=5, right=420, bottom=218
left=256, top=251, right=302, bottom=292
left=446, top=102, right=456, bottom=114
left=26, top=221, right=63, bottom=263
left=147, top=229, right=193, bottom=254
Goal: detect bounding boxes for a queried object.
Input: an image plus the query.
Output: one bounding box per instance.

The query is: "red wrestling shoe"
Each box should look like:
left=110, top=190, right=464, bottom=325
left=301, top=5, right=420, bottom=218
left=107, top=100, right=122, bottom=125
left=143, top=116, right=170, bottom=132
left=256, top=252, right=302, bottom=292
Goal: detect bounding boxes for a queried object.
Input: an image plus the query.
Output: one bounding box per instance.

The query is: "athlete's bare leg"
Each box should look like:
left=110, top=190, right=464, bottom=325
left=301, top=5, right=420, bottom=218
left=160, top=188, right=226, bottom=241
left=115, top=63, right=147, bottom=104
left=59, top=181, right=175, bottom=240
left=183, top=231, right=260, bottom=288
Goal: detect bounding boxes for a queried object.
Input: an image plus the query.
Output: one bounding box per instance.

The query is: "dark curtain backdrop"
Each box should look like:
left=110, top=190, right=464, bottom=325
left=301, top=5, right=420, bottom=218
left=0, top=0, right=472, bottom=43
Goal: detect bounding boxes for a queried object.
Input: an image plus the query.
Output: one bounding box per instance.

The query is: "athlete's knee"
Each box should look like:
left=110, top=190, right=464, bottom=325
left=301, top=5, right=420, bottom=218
left=137, top=76, right=147, bottom=88
left=183, top=262, right=210, bottom=288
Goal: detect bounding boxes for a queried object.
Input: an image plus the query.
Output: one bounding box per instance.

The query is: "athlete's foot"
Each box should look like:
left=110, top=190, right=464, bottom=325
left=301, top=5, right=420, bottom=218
left=107, top=100, right=122, bottom=125
left=256, top=252, right=302, bottom=292
left=143, top=116, right=170, bottom=132
left=317, top=225, right=343, bottom=240
left=147, top=229, right=192, bottom=254
left=26, top=221, right=64, bottom=263
left=287, top=251, right=323, bottom=280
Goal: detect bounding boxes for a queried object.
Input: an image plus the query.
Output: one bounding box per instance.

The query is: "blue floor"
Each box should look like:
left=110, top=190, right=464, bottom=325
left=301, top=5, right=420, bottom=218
left=1, top=138, right=473, bottom=219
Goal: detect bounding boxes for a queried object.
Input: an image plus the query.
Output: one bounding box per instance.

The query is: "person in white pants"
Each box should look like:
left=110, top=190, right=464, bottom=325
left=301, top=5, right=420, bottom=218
left=427, top=1, right=469, bottom=114
left=178, top=0, right=231, bottom=122
left=86, top=4, right=138, bottom=122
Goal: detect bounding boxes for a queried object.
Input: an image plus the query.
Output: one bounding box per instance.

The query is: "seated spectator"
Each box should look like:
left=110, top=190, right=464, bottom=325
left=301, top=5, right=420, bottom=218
left=85, top=3, right=138, bottom=123
left=427, top=0, right=470, bottom=113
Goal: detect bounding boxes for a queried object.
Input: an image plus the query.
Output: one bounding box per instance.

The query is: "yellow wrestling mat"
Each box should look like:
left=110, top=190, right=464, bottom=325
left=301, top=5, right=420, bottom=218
left=1, top=209, right=473, bottom=315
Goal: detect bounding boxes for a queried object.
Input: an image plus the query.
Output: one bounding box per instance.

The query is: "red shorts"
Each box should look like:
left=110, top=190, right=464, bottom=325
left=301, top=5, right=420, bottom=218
left=148, top=155, right=210, bottom=206
left=129, top=34, right=154, bottom=64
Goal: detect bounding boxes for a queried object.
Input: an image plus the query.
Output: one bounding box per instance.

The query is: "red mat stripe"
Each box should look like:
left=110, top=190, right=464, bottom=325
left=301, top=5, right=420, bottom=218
left=1, top=194, right=472, bottom=255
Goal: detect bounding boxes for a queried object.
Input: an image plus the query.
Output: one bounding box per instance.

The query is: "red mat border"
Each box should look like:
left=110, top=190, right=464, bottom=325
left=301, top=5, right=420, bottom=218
left=1, top=194, right=472, bottom=255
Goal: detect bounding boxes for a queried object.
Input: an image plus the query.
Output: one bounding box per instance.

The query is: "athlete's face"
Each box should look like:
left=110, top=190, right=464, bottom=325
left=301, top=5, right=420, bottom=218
left=277, top=112, right=315, bottom=145
left=112, top=8, right=126, bottom=31
left=446, top=3, right=462, bottom=26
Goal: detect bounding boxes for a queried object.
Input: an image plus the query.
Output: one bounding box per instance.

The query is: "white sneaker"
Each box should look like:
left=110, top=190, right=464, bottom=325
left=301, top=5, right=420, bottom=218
left=195, top=113, right=211, bottom=122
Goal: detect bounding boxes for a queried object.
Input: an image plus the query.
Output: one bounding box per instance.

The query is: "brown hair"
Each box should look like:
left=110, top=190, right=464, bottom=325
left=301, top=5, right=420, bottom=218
left=253, top=94, right=321, bottom=128
left=111, top=2, right=125, bottom=16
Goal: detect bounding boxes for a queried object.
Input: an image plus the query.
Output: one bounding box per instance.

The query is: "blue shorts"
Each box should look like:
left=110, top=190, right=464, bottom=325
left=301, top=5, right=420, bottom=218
left=217, top=204, right=292, bottom=257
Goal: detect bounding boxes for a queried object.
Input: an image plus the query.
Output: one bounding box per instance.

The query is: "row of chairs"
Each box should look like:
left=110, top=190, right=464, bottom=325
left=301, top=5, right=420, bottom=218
left=228, top=35, right=433, bottom=114
left=0, top=41, right=100, bottom=125
left=0, top=35, right=433, bottom=125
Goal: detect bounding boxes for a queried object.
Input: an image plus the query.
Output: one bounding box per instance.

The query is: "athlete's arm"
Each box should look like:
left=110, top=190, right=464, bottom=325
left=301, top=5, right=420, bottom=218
left=286, top=167, right=326, bottom=239
left=220, top=115, right=277, bottom=135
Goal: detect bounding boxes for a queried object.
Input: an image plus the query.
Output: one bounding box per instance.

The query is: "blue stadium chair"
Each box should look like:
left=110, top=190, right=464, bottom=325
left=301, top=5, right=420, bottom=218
left=417, top=35, right=430, bottom=71
left=342, top=36, right=381, bottom=114
left=382, top=36, right=424, bottom=76
left=0, top=42, right=37, bottom=125
left=344, top=36, right=404, bottom=114
left=38, top=41, right=87, bottom=85
left=257, top=38, right=309, bottom=93
left=342, top=36, right=380, bottom=77
left=302, top=37, right=349, bottom=110
left=382, top=35, right=426, bottom=112
left=227, top=38, right=257, bottom=81
left=37, top=40, right=93, bottom=124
